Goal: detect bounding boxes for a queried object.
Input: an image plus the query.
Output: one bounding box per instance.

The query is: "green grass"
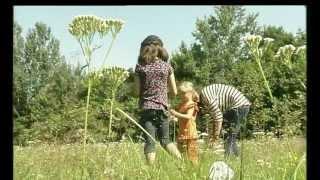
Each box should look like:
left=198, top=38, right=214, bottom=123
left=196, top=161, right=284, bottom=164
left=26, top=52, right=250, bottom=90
left=14, top=137, right=306, bottom=180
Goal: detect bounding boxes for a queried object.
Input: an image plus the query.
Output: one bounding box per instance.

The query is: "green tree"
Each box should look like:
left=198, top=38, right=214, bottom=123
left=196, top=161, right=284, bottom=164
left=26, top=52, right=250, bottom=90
left=24, top=22, right=62, bottom=105
left=13, top=22, right=72, bottom=145
left=13, top=22, right=30, bottom=144
left=172, top=5, right=260, bottom=85
left=13, top=22, right=27, bottom=117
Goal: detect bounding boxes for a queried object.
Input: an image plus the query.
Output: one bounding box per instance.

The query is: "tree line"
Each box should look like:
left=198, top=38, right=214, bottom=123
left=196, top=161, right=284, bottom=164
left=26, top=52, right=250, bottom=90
left=13, top=6, right=306, bottom=146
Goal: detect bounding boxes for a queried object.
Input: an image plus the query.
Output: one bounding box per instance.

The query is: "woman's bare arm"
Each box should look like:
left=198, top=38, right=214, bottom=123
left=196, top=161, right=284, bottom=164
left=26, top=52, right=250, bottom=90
left=168, top=73, right=177, bottom=96
left=133, top=74, right=140, bottom=97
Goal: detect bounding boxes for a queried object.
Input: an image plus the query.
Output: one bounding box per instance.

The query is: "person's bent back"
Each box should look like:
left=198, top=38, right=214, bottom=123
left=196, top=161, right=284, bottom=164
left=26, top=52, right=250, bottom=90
left=200, top=84, right=251, bottom=156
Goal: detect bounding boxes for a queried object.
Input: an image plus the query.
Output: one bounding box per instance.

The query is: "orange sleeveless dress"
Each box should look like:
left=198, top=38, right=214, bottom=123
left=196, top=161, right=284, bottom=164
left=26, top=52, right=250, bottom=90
left=176, top=102, right=199, bottom=164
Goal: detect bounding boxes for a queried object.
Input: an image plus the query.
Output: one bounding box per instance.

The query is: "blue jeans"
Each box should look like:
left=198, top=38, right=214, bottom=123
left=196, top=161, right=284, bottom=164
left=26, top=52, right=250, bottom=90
left=223, top=105, right=250, bottom=157
left=139, top=109, right=171, bottom=154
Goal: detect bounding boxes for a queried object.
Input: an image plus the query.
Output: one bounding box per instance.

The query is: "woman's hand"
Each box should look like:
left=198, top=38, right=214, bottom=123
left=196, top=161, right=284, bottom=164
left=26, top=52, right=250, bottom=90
left=168, top=73, right=177, bottom=96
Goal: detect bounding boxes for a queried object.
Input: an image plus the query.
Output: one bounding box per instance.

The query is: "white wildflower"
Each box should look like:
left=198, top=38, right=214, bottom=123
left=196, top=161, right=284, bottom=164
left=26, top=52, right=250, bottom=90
left=252, top=131, right=265, bottom=138
left=213, top=148, right=225, bottom=154
left=295, top=45, right=306, bottom=55
left=257, top=159, right=265, bottom=166
left=265, top=162, right=272, bottom=168
left=242, top=34, right=263, bottom=52
left=283, top=44, right=296, bottom=54
left=266, top=132, right=274, bottom=137
left=200, top=132, right=209, bottom=137
left=263, top=37, right=274, bottom=43
left=275, top=44, right=297, bottom=66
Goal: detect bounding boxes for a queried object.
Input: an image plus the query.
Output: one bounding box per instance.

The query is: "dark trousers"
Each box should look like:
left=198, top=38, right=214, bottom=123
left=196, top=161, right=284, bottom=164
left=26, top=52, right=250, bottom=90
left=222, top=105, right=250, bottom=157
left=140, top=109, right=171, bottom=154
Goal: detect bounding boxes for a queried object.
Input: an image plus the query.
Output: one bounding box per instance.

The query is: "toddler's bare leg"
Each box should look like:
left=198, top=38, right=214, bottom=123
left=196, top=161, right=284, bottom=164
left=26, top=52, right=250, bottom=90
left=145, top=152, right=156, bottom=165
left=165, top=143, right=182, bottom=159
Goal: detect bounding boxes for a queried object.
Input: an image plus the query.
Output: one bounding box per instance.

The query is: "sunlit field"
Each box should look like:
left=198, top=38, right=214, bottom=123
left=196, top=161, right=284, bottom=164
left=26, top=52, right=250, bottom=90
left=13, top=6, right=307, bottom=180
left=14, top=137, right=305, bottom=180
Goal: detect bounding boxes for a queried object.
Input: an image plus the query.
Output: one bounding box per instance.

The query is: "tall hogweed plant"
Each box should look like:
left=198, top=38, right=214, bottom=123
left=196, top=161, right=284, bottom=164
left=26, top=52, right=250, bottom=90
left=242, top=34, right=274, bottom=101
left=275, top=43, right=307, bottom=176
left=68, top=15, right=124, bottom=161
left=98, top=67, right=129, bottom=138
left=242, top=35, right=306, bottom=177
left=242, top=34, right=306, bottom=100
left=274, top=44, right=306, bottom=90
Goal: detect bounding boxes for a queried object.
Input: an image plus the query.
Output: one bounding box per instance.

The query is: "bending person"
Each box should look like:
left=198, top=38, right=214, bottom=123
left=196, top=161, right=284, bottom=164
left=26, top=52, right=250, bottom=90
left=200, top=84, right=251, bottom=157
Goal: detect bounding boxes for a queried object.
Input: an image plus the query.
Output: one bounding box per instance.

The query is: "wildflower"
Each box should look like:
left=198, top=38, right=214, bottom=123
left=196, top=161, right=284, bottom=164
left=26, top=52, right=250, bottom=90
left=69, top=15, right=124, bottom=41
left=252, top=131, right=264, bottom=139
left=266, top=132, right=274, bottom=137
left=104, top=168, right=115, bottom=176
left=257, top=159, right=265, bottom=166
left=252, top=131, right=264, bottom=136
left=213, top=149, right=225, bottom=154
left=265, top=161, right=272, bottom=168
left=295, top=45, right=306, bottom=55
left=242, top=34, right=262, bottom=49
left=200, top=132, right=209, bottom=137
left=106, top=18, right=125, bottom=37
left=263, top=37, right=274, bottom=43
left=275, top=44, right=297, bottom=68
left=284, top=44, right=296, bottom=53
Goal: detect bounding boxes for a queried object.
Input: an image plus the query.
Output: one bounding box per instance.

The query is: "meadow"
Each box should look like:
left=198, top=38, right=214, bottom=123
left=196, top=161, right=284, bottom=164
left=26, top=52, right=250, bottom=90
left=14, top=136, right=305, bottom=180
left=13, top=6, right=307, bottom=180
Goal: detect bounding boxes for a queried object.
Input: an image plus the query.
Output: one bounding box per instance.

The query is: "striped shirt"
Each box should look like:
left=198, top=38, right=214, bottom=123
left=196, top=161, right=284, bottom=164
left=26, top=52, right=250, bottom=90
left=200, top=84, right=251, bottom=122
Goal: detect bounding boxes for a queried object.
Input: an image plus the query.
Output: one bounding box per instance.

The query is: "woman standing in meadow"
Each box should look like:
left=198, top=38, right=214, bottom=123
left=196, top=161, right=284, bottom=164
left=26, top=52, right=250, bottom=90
left=134, top=35, right=182, bottom=165
left=169, top=81, right=200, bottom=165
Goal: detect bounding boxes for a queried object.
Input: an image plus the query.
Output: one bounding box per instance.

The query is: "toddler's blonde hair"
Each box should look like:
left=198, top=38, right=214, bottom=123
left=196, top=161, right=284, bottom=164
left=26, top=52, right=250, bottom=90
left=179, top=81, right=199, bottom=103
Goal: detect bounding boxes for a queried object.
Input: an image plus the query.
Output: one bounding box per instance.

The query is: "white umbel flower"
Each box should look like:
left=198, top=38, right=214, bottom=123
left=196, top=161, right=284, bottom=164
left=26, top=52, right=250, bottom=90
left=275, top=44, right=297, bottom=65
left=242, top=34, right=262, bottom=48
left=69, top=15, right=124, bottom=40
left=284, top=44, right=296, bottom=52
left=295, top=45, right=306, bottom=55
left=263, top=37, right=274, bottom=43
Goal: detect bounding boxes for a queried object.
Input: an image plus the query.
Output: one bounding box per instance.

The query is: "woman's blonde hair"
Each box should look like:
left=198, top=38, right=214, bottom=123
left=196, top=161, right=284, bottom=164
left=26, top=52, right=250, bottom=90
left=179, top=81, right=199, bottom=103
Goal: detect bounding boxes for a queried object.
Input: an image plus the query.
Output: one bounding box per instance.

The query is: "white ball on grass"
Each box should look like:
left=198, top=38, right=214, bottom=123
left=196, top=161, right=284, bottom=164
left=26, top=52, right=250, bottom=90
left=208, top=161, right=234, bottom=180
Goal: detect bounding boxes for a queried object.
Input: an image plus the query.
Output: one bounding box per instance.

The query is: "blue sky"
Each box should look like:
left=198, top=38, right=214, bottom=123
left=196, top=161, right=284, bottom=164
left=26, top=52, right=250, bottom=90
left=14, top=6, right=306, bottom=70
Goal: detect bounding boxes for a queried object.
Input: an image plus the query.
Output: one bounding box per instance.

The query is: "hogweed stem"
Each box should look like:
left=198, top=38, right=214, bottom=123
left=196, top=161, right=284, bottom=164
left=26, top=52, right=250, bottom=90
left=108, top=92, right=115, bottom=138
left=102, top=37, right=116, bottom=68
left=83, top=67, right=92, bottom=163
left=256, top=57, right=273, bottom=100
